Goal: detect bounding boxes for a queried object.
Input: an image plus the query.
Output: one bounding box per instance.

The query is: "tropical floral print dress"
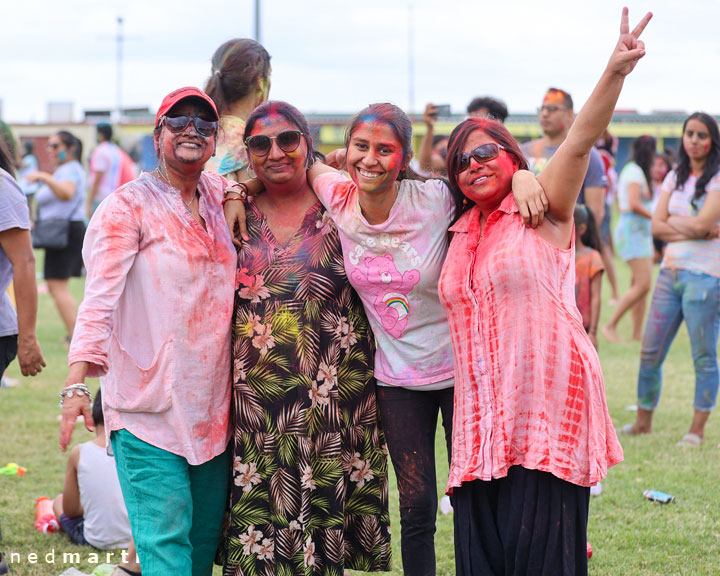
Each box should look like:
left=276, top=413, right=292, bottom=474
left=221, top=199, right=391, bottom=576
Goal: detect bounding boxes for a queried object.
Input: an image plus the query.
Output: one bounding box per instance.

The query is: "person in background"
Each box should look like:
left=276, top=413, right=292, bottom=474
left=204, top=38, right=271, bottom=182
left=623, top=112, right=720, bottom=447
left=87, top=123, right=123, bottom=216
left=466, top=96, right=509, bottom=122
left=53, top=390, right=136, bottom=558
left=574, top=204, right=605, bottom=349
left=651, top=152, right=673, bottom=262
left=60, top=87, right=239, bottom=576
left=0, top=137, right=45, bottom=575
left=523, top=88, right=608, bottom=247
left=17, top=141, right=40, bottom=202
left=595, top=129, right=621, bottom=304
left=417, top=103, right=450, bottom=176
left=602, top=135, right=656, bottom=342
left=26, top=131, right=86, bottom=344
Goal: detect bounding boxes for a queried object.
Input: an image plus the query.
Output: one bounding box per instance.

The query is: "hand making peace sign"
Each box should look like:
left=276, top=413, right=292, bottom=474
left=608, top=7, right=653, bottom=78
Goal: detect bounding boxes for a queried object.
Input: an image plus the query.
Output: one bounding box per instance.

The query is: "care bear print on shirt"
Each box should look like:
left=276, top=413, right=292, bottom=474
left=351, top=254, right=420, bottom=338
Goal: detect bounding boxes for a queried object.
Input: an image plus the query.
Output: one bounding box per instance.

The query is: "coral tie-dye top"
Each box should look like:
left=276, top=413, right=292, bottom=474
left=438, top=194, right=623, bottom=491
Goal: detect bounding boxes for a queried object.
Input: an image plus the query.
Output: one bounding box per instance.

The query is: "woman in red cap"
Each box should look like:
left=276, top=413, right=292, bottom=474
left=59, top=86, right=244, bottom=576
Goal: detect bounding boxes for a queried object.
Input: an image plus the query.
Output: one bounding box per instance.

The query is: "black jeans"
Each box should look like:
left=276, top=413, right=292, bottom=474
left=377, top=385, right=454, bottom=576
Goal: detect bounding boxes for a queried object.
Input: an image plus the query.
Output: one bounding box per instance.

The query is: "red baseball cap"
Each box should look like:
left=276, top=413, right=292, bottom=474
left=155, top=86, right=219, bottom=127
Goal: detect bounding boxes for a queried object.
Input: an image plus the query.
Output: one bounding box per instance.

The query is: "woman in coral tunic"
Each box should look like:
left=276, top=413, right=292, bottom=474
left=438, top=9, right=650, bottom=575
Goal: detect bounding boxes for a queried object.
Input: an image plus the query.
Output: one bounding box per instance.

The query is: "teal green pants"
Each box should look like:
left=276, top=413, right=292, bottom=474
left=111, top=429, right=229, bottom=576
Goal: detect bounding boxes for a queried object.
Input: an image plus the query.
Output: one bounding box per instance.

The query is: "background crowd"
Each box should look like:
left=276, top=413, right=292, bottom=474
left=2, top=9, right=720, bottom=576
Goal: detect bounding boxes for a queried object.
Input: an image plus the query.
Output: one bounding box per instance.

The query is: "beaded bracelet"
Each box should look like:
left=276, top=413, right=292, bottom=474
left=59, top=383, right=92, bottom=408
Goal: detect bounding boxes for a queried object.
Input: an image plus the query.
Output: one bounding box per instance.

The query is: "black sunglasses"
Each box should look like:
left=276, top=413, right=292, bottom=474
left=245, top=130, right=303, bottom=156
left=161, top=114, right=219, bottom=138
left=455, top=143, right=506, bottom=174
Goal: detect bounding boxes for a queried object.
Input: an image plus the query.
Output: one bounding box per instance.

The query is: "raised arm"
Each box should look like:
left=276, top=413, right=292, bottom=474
left=540, top=7, right=652, bottom=223
left=418, top=104, right=438, bottom=174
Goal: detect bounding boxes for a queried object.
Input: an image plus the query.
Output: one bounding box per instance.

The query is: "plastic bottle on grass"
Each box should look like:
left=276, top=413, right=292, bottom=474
left=34, top=496, right=60, bottom=533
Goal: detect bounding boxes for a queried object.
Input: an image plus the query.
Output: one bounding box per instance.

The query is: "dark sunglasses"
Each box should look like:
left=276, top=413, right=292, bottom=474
left=161, top=114, right=219, bottom=138
left=245, top=130, right=303, bottom=156
left=455, top=143, right=506, bottom=174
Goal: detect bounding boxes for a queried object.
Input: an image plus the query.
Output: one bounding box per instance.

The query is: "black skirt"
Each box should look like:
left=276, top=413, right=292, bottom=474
left=453, top=466, right=590, bottom=576
left=43, top=220, right=86, bottom=279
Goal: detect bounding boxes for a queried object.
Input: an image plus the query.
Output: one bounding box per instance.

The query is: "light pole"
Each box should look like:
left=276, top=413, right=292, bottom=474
left=116, top=16, right=124, bottom=123
left=254, top=0, right=261, bottom=43
left=408, top=4, right=415, bottom=117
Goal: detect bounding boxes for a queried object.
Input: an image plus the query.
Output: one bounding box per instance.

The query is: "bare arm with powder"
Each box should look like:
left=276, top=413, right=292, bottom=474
left=537, top=8, right=652, bottom=247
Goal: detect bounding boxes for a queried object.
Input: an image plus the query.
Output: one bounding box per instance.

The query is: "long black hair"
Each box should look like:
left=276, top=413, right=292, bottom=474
left=574, top=204, right=602, bottom=252
left=56, top=130, right=83, bottom=163
left=630, top=135, right=656, bottom=190
left=676, top=112, right=720, bottom=209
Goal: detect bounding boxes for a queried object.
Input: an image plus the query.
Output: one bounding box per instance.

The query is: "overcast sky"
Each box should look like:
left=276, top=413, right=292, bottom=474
left=2, top=0, right=719, bottom=123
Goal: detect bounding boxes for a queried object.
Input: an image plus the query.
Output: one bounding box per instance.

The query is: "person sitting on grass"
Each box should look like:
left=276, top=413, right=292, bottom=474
left=53, top=389, right=140, bottom=575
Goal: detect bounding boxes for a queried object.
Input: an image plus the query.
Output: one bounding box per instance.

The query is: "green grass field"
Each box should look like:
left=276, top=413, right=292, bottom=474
left=1, top=254, right=719, bottom=576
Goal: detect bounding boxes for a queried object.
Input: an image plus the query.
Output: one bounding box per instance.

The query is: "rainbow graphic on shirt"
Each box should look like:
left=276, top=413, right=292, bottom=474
left=383, top=293, right=410, bottom=320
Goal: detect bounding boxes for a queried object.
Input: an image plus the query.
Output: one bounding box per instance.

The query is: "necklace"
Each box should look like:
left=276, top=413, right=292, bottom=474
left=155, top=167, right=196, bottom=213
left=183, top=193, right=196, bottom=213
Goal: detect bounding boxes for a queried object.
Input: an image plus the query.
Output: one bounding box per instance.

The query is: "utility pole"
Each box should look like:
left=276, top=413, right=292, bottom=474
left=116, top=16, right=124, bottom=123
left=408, top=4, right=415, bottom=117
left=254, top=0, right=261, bottom=43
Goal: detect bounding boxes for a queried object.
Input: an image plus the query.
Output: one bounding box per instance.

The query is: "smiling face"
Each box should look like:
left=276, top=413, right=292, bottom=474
left=456, top=129, right=518, bottom=211
left=346, top=120, right=408, bottom=195
left=156, top=100, right=217, bottom=171
left=247, top=113, right=308, bottom=190
left=682, top=118, right=712, bottom=165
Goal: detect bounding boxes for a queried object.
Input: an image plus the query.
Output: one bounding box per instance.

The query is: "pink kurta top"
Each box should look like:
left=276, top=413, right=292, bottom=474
left=438, top=194, right=623, bottom=491
left=69, top=171, right=236, bottom=465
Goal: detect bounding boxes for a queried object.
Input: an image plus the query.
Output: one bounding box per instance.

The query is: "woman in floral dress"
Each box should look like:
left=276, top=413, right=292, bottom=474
left=221, top=101, right=390, bottom=576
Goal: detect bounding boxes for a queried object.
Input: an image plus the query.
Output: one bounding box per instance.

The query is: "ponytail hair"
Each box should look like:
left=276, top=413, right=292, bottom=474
left=204, top=39, right=271, bottom=116
left=56, top=130, right=82, bottom=163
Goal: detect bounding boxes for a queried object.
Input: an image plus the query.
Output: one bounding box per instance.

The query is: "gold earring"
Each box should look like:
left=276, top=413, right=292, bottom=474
left=247, top=165, right=257, bottom=179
